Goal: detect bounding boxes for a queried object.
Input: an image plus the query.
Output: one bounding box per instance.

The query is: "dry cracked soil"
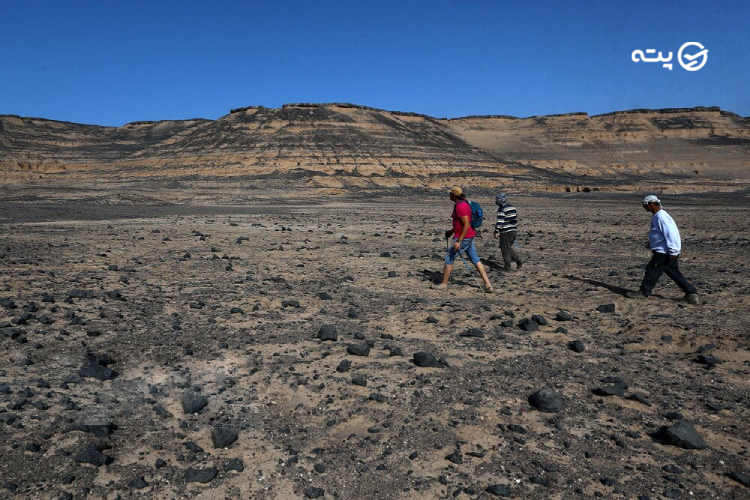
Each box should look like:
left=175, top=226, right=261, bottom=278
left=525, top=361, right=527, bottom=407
left=1, top=192, right=749, bottom=499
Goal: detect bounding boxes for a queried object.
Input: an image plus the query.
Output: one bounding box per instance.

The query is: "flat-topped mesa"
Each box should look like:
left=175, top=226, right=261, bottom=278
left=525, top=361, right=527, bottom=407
left=229, top=105, right=265, bottom=114
left=593, top=106, right=722, bottom=117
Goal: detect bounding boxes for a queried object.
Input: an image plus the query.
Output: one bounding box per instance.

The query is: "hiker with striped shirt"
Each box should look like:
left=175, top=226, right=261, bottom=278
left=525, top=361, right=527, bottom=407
left=493, top=193, right=523, bottom=270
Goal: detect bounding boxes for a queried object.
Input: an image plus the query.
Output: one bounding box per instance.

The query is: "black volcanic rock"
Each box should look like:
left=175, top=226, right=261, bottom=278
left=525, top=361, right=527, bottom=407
left=317, top=325, right=338, bottom=341
left=79, top=353, right=118, bottom=381
left=346, top=344, right=370, bottom=356
left=185, top=467, right=218, bottom=484
left=528, top=388, right=563, bottom=413
left=413, top=352, right=443, bottom=368
left=181, top=392, right=209, bottom=414
left=569, top=340, right=585, bottom=352
left=727, top=471, right=750, bottom=487
left=555, top=310, right=573, bottom=321
left=517, top=318, right=539, bottom=332
left=304, top=487, right=325, bottom=498
left=596, top=303, right=616, bottom=313
left=130, top=476, right=148, bottom=489
left=75, top=443, right=113, bottom=467
left=486, top=484, right=511, bottom=497
left=211, top=427, right=239, bottom=448
left=336, top=360, right=351, bottom=373
left=661, top=420, right=708, bottom=449
left=459, top=328, right=484, bottom=338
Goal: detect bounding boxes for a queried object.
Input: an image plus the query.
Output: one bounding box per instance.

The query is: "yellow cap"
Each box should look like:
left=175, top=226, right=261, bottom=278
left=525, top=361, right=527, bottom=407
left=449, top=186, right=463, bottom=196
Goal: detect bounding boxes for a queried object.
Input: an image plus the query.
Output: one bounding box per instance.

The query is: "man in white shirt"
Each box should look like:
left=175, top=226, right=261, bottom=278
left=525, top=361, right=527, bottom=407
left=626, top=195, right=699, bottom=304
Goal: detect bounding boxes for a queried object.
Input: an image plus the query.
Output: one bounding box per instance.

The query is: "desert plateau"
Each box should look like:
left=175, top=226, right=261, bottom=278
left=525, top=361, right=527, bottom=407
left=1, top=104, right=749, bottom=499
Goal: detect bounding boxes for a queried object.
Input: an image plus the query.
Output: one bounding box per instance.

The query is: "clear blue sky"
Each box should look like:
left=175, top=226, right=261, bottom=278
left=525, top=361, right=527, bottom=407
left=1, top=0, right=747, bottom=126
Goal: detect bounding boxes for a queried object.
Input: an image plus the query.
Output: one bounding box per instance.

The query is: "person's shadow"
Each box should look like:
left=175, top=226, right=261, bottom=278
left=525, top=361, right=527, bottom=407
left=564, top=275, right=634, bottom=297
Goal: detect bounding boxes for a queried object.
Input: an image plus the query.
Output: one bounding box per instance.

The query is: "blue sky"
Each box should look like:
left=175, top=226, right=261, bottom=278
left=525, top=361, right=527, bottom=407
left=1, top=0, right=747, bottom=125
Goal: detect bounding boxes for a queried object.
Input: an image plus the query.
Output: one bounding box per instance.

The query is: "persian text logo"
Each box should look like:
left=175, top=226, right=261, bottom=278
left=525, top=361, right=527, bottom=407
left=678, top=42, right=708, bottom=71
left=632, top=42, right=708, bottom=71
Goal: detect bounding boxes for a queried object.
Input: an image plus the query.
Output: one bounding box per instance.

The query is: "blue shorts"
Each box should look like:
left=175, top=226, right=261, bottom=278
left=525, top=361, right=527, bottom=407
left=445, top=238, right=480, bottom=265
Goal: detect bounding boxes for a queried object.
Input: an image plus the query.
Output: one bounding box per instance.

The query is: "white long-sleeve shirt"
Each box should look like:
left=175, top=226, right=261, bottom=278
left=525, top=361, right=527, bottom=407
left=649, top=209, right=681, bottom=255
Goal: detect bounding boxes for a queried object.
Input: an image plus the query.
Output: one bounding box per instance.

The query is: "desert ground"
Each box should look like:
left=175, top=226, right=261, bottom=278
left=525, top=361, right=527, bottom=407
left=1, top=191, right=748, bottom=499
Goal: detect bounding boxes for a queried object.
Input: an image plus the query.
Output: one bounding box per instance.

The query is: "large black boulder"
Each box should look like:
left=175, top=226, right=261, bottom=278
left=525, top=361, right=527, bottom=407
left=528, top=388, right=563, bottom=413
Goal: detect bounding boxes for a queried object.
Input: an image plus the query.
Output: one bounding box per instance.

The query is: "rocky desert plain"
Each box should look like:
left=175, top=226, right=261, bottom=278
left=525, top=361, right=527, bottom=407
left=0, top=103, right=749, bottom=499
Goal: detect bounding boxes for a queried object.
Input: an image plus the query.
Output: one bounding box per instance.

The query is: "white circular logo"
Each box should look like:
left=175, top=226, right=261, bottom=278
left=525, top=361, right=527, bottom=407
left=678, top=42, right=708, bottom=71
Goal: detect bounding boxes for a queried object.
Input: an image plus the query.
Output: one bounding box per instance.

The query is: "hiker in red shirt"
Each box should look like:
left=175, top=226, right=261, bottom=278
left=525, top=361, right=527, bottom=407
left=435, top=187, right=493, bottom=292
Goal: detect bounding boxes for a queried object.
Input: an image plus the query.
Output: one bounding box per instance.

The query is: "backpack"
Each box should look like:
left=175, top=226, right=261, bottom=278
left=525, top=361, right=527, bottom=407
left=462, top=200, right=484, bottom=229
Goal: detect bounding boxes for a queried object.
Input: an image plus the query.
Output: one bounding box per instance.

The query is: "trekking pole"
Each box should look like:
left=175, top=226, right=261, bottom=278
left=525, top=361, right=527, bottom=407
left=448, top=238, right=486, bottom=293
left=456, top=249, right=487, bottom=293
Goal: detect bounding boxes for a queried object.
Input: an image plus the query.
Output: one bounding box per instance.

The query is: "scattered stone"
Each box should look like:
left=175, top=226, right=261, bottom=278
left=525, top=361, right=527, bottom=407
left=154, top=405, right=174, bottom=418
left=663, top=489, right=682, bottom=499
left=130, top=476, right=148, bottom=489
left=185, top=467, right=218, bottom=484
left=445, top=450, right=463, bottom=464
left=459, top=328, right=484, bottom=338
left=318, top=292, right=332, bottom=300
left=225, top=458, right=244, bottom=472
left=351, top=376, right=367, bottom=387
left=68, top=289, right=95, bottom=299
left=185, top=442, right=204, bottom=453
left=79, top=353, right=118, bottom=381
left=627, top=393, right=652, bottom=407
left=592, top=384, right=626, bottom=397
left=317, top=325, right=338, bottom=341
left=531, top=314, right=548, bottom=325
left=596, top=303, right=616, bottom=313
left=555, top=310, right=573, bottom=321
left=517, top=318, right=539, bottom=332
left=181, top=391, right=209, bottom=414
left=694, top=354, right=722, bottom=368
left=346, top=344, right=370, bottom=357
left=528, top=388, right=563, bottom=413
left=75, top=443, right=113, bottom=467
left=661, top=420, right=708, bottom=450
left=211, top=427, right=239, bottom=448
left=413, top=352, right=443, bottom=368
left=568, top=340, right=585, bottom=353
left=727, top=471, right=750, bottom=487
left=336, top=360, right=351, bottom=373
left=304, top=487, right=325, bottom=498
left=155, top=458, right=167, bottom=469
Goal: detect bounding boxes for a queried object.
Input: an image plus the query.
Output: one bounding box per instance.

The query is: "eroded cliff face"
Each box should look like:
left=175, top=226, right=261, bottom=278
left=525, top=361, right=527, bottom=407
left=1, top=104, right=748, bottom=197
left=447, top=107, right=750, bottom=190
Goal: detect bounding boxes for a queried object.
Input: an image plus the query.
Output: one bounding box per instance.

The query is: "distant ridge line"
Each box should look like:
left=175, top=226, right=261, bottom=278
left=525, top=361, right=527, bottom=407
left=2, top=104, right=746, bottom=128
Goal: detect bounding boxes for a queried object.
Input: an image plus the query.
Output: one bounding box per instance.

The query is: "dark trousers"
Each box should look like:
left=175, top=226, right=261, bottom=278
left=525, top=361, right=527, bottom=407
left=640, top=252, right=696, bottom=296
left=498, top=230, right=522, bottom=269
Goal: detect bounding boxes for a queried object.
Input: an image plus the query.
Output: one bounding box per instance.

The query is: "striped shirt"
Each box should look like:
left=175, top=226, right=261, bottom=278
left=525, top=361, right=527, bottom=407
left=495, top=204, right=518, bottom=233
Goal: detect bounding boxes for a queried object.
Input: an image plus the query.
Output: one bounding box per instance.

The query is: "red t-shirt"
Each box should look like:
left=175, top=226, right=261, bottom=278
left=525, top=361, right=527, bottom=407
left=452, top=200, right=476, bottom=239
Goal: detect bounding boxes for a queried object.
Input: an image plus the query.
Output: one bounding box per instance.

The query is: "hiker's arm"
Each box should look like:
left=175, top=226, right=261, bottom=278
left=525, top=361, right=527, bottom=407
left=453, top=215, right=471, bottom=250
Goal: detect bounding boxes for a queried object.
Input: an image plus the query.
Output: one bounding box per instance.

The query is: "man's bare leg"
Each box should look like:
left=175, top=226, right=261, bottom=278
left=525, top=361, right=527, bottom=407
left=476, top=262, right=493, bottom=290
left=439, top=264, right=454, bottom=287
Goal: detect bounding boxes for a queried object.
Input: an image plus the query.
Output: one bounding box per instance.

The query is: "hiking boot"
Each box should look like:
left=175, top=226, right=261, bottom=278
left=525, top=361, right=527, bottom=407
left=516, top=262, right=522, bottom=269
left=685, top=293, right=700, bottom=305
left=484, top=286, right=494, bottom=294
left=431, top=283, right=448, bottom=290
left=503, top=266, right=512, bottom=271
left=625, top=290, right=647, bottom=300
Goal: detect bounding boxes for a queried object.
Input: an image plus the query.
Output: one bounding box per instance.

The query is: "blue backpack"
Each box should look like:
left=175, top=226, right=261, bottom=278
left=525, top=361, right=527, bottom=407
left=462, top=200, right=484, bottom=229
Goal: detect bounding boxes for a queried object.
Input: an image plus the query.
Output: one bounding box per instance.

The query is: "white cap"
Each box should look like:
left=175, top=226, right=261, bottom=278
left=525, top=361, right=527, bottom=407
left=642, top=195, right=660, bottom=205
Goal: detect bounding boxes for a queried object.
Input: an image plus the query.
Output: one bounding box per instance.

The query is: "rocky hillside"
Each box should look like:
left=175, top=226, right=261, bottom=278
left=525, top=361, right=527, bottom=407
left=1, top=104, right=748, bottom=197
